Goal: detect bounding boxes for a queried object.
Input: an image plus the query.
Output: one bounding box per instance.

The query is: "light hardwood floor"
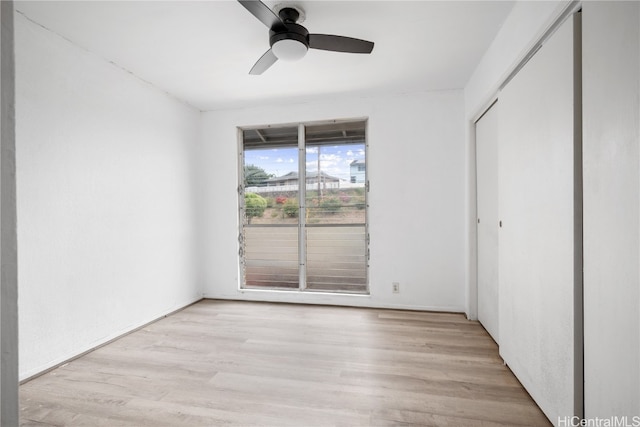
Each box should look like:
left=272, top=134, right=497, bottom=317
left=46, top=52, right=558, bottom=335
left=20, top=300, right=551, bottom=426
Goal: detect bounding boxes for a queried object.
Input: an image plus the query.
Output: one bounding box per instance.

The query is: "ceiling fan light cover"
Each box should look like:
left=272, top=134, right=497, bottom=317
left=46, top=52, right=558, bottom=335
left=272, top=39, right=308, bottom=61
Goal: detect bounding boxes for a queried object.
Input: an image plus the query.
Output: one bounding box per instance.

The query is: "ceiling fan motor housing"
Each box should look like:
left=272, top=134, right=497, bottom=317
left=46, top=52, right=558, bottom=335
left=269, top=23, right=309, bottom=49
left=269, top=8, right=309, bottom=60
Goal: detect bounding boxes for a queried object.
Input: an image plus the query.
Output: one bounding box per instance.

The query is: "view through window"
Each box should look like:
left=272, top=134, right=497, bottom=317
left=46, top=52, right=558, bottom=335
left=239, top=120, right=368, bottom=293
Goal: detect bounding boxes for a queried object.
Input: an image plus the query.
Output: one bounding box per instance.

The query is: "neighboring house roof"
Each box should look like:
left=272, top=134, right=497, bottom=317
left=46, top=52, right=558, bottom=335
left=264, top=172, right=298, bottom=184
left=265, top=171, right=342, bottom=184
left=350, top=160, right=365, bottom=166
left=265, top=171, right=298, bottom=182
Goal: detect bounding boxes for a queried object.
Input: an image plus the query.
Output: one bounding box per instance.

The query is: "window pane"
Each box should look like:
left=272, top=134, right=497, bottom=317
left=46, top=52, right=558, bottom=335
left=243, top=127, right=299, bottom=225
left=304, top=121, right=367, bottom=293
left=242, top=126, right=300, bottom=290
left=243, top=127, right=298, bottom=149
left=305, top=122, right=366, bottom=225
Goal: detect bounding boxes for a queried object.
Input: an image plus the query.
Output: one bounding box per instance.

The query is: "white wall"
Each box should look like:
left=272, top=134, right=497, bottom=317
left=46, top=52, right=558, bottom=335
left=201, top=91, right=466, bottom=311
left=582, top=1, right=640, bottom=417
left=464, top=0, right=572, bottom=119
left=15, top=12, right=202, bottom=379
left=0, top=1, right=19, bottom=425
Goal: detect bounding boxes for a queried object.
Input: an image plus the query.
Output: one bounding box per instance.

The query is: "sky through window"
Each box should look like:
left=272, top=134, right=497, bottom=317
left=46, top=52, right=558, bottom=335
left=245, top=144, right=365, bottom=181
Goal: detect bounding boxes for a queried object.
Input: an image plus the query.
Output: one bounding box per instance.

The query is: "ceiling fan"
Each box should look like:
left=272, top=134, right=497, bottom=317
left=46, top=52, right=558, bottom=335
left=238, top=0, right=375, bottom=75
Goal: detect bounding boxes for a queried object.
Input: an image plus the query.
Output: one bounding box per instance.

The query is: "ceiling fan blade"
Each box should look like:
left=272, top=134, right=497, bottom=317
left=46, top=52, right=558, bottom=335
left=238, top=0, right=286, bottom=31
left=249, top=48, right=278, bottom=75
left=308, top=34, right=374, bottom=54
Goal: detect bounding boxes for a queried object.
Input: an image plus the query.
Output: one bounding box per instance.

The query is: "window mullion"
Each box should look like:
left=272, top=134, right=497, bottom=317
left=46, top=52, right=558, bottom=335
left=298, top=123, right=307, bottom=290
left=237, top=128, right=246, bottom=288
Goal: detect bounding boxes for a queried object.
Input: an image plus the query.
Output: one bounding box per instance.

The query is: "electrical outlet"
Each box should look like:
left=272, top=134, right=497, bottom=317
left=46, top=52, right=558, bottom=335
left=392, top=282, right=400, bottom=293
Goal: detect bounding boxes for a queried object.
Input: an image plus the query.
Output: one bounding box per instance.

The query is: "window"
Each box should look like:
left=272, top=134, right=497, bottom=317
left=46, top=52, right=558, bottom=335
left=239, top=119, right=368, bottom=293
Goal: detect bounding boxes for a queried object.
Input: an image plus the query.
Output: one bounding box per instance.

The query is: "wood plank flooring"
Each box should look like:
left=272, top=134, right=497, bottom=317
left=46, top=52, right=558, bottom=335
left=20, top=300, right=551, bottom=426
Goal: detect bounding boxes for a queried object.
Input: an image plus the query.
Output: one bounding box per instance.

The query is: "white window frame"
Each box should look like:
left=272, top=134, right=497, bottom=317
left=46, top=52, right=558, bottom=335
left=237, top=118, right=369, bottom=293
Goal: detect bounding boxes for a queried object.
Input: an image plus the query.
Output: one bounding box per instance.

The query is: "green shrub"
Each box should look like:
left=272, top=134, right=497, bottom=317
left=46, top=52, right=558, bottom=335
left=353, top=196, right=366, bottom=210
left=265, top=197, right=275, bottom=208
left=283, top=198, right=299, bottom=218
left=320, top=197, right=341, bottom=214
left=245, top=193, right=267, bottom=221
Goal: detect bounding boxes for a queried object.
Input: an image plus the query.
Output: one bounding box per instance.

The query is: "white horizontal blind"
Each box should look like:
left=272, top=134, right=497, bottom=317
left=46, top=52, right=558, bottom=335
left=243, top=226, right=299, bottom=289
left=306, top=226, right=367, bottom=292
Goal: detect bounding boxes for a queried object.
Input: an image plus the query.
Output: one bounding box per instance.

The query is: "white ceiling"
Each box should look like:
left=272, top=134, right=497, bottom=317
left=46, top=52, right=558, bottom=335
left=15, top=1, right=514, bottom=111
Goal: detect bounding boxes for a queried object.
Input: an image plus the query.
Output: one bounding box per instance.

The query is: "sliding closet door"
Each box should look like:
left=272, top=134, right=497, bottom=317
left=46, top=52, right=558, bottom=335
left=498, top=14, right=581, bottom=421
left=476, top=103, right=499, bottom=343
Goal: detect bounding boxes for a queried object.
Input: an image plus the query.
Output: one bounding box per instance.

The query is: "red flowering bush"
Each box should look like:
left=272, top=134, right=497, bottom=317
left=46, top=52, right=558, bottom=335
left=276, top=196, right=287, bottom=205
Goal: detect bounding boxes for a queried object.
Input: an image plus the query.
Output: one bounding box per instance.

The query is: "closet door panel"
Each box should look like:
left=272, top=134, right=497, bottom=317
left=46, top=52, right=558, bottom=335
left=498, top=15, right=579, bottom=421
